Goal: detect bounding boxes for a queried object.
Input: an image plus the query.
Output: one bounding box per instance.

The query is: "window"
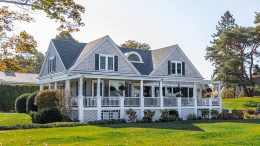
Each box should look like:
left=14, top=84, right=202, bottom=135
left=48, top=56, right=56, bottom=73
left=93, top=82, right=103, bottom=97
left=171, top=61, right=182, bottom=75
left=99, top=55, right=114, bottom=70
left=125, top=51, right=143, bottom=63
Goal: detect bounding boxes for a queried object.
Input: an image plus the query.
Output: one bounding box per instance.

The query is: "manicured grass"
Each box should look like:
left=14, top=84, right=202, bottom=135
left=0, top=113, right=32, bottom=126
left=223, top=97, right=260, bottom=110
left=0, top=120, right=259, bottom=146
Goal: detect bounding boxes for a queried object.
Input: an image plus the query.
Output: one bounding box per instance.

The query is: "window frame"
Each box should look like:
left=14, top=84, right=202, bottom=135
left=49, top=56, right=55, bottom=73
left=99, top=54, right=114, bottom=71
left=171, top=61, right=182, bottom=75
left=125, top=51, right=144, bottom=63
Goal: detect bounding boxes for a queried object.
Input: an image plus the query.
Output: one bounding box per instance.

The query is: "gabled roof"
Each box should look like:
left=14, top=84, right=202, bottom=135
left=52, top=39, right=86, bottom=69
left=0, top=71, right=39, bottom=84
left=151, top=45, right=176, bottom=67
left=119, top=48, right=153, bottom=75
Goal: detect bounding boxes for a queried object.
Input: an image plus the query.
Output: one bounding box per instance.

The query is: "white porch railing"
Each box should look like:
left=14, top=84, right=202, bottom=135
left=181, top=97, right=194, bottom=106
left=144, top=97, right=160, bottom=107
left=212, top=98, right=220, bottom=106
left=197, top=98, right=210, bottom=106
left=102, top=97, right=120, bottom=107
left=164, top=97, right=178, bottom=107
left=124, top=97, right=141, bottom=107
left=83, top=97, right=97, bottom=107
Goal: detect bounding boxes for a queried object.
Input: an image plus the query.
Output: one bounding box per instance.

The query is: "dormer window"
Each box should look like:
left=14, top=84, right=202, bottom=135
left=125, top=51, right=143, bottom=63
left=168, top=61, right=185, bottom=75
left=48, top=56, right=56, bottom=73
left=99, top=54, right=114, bottom=71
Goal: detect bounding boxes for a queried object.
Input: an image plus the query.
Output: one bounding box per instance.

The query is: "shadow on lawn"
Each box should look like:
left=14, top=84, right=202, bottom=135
left=96, top=119, right=260, bottom=132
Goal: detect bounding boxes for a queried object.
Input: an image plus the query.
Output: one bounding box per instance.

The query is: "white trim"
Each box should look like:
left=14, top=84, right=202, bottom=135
left=170, top=61, right=183, bottom=76
left=99, top=54, right=114, bottom=71
left=125, top=51, right=144, bottom=63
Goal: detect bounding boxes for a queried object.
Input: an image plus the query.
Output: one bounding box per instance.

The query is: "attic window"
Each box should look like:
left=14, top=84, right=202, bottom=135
left=126, top=52, right=143, bottom=63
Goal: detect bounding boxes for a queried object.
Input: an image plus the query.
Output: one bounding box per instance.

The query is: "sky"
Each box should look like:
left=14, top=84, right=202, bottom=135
left=5, top=0, right=260, bottom=79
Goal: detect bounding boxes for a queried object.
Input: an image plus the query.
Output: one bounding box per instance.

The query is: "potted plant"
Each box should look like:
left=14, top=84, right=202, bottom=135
left=118, top=84, right=125, bottom=91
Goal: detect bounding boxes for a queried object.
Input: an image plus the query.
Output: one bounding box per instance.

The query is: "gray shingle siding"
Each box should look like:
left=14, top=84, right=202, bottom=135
left=73, top=40, right=137, bottom=74
left=40, top=42, right=66, bottom=76
left=152, top=48, right=201, bottom=78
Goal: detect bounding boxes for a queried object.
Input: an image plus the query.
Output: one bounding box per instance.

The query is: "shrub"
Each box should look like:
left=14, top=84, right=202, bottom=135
left=31, top=107, right=62, bottom=124
left=244, top=108, right=255, bottom=115
left=221, top=87, right=235, bottom=98
left=142, top=110, right=155, bottom=123
left=201, top=109, right=209, bottom=119
left=15, top=93, right=31, bottom=113
left=186, top=113, right=197, bottom=120
left=210, top=109, right=219, bottom=119
left=35, top=90, right=62, bottom=110
left=126, top=109, right=137, bottom=122
left=26, top=91, right=39, bottom=113
left=160, top=109, right=179, bottom=122
left=231, top=109, right=244, bottom=119
left=256, top=104, right=260, bottom=114
left=88, top=119, right=126, bottom=125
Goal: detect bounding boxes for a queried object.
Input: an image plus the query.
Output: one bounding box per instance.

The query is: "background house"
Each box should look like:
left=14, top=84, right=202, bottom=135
left=0, top=71, right=39, bottom=85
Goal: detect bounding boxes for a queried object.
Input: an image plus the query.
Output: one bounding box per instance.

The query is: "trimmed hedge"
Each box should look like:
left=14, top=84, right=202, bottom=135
left=15, top=93, right=31, bottom=113
left=0, top=84, right=39, bottom=112
left=26, top=92, right=38, bottom=113
left=31, top=107, right=62, bottom=124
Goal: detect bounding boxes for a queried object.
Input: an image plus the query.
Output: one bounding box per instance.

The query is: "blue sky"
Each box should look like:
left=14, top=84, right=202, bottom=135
left=10, top=0, right=260, bottom=79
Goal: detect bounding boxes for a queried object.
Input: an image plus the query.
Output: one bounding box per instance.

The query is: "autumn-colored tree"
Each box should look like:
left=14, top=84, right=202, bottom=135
left=55, top=33, right=78, bottom=42
left=120, top=40, right=150, bottom=50
left=0, top=0, right=85, bottom=73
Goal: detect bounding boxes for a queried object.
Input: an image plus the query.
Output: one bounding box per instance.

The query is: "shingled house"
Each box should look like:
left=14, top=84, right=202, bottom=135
left=38, top=35, right=222, bottom=121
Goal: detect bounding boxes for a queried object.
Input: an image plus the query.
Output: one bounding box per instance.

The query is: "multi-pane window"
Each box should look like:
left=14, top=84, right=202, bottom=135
left=93, top=82, right=103, bottom=97
left=48, top=56, right=56, bottom=73
left=99, top=55, right=114, bottom=70
left=171, top=61, right=182, bottom=75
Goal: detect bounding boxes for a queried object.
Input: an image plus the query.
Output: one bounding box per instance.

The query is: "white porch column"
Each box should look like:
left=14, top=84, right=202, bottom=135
left=96, top=78, right=102, bottom=120
left=159, top=80, right=163, bottom=108
left=140, top=80, right=144, bottom=118
left=218, top=82, right=222, bottom=113
left=193, top=83, right=198, bottom=116
left=54, top=82, right=58, bottom=90
left=65, top=79, right=71, bottom=106
left=40, top=84, right=44, bottom=91
left=48, top=83, right=51, bottom=90
left=78, top=77, right=84, bottom=122
left=177, top=97, right=182, bottom=118
left=209, top=97, right=212, bottom=119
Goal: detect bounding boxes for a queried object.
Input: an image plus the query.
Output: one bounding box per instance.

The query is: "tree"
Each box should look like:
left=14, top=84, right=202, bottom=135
left=120, top=40, right=150, bottom=50
left=0, top=0, right=85, bottom=73
left=55, top=33, right=78, bottom=42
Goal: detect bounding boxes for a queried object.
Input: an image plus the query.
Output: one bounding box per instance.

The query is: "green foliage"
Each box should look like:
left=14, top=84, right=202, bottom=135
left=126, top=109, right=137, bottom=122
left=26, top=91, right=38, bottom=113
left=142, top=110, right=155, bottom=123
left=31, top=107, right=63, bottom=124
left=201, top=109, right=209, bottom=119
left=55, top=33, right=78, bottom=42
left=15, top=93, right=31, bottom=113
left=186, top=114, right=197, bottom=120
left=160, top=109, right=179, bottom=122
left=35, top=90, right=62, bottom=110
left=210, top=109, right=219, bottom=119
left=88, top=119, right=126, bottom=125
left=221, top=87, right=235, bottom=98
left=0, top=84, right=39, bottom=112
left=120, top=40, right=151, bottom=50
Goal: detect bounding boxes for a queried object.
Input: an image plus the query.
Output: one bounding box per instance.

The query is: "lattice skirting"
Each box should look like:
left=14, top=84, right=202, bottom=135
left=83, top=110, right=97, bottom=122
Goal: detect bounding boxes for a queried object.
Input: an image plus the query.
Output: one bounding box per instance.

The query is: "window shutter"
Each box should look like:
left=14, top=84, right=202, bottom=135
left=95, top=54, right=99, bottom=70
left=114, top=56, right=118, bottom=71
left=53, top=56, right=56, bottom=72
left=182, top=62, right=185, bottom=75
left=76, top=81, right=79, bottom=96
left=168, top=61, right=171, bottom=75
left=83, top=80, right=86, bottom=96
left=48, top=60, right=50, bottom=73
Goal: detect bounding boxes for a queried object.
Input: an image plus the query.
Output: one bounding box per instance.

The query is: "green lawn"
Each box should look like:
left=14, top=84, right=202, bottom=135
left=0, top=120, right=259, bottom=146
left=0, top=113, right=32, bottom=126
left=223, top=97, right=260, bottom=110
